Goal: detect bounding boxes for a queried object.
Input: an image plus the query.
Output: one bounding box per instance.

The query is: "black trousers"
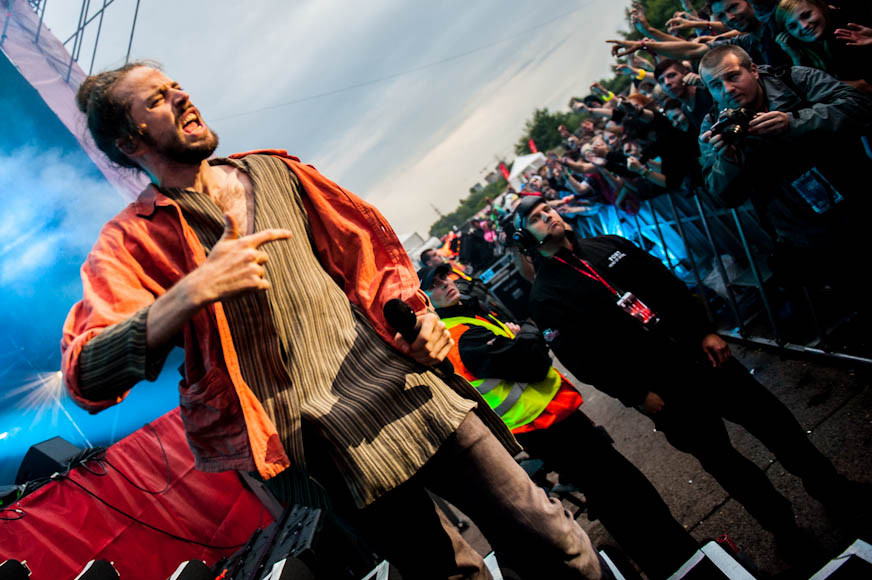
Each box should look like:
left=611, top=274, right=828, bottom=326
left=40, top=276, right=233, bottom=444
left=517, top=410, right=698, bottom=580
left=645, top=357, right=845, bottom=534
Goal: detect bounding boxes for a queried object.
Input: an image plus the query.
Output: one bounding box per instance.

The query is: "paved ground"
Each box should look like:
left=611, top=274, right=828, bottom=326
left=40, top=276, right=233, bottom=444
left=451, top=342, right=872, bottom=579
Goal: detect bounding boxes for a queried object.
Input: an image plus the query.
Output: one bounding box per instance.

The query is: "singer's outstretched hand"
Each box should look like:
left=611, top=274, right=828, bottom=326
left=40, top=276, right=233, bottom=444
left=393, top=311, right=454, bottom=366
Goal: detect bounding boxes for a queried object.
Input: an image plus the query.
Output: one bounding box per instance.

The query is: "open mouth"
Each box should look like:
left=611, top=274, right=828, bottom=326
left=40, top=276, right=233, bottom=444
left=180, top=110, right=203, bottom=134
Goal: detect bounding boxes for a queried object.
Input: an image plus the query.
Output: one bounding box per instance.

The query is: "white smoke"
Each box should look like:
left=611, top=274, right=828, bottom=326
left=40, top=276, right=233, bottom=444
left=0, top=147, right=125, bottom=287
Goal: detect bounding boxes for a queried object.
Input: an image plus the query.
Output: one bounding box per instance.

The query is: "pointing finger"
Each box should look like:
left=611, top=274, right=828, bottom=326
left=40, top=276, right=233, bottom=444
left=245, top=228, right=293, bottom=247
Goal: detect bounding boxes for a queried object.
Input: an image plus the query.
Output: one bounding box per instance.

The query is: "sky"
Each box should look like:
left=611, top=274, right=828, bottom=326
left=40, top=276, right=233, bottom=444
left=38, top=0, right=630, bottom=236
left=0, top=0, right=632, bottom=482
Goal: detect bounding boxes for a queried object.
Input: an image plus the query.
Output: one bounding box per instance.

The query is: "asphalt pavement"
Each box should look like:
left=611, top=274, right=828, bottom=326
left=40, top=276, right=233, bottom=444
left=452, top=343, right=872, bottom=579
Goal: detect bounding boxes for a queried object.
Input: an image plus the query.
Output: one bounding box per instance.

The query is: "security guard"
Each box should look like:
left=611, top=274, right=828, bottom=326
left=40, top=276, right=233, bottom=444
left=511, top=194, right=870, bottom=567
left=420, top=263, right=698, bottom=580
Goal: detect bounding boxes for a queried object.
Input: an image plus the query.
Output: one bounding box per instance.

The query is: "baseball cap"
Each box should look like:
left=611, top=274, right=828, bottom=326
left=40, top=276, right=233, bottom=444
left=417, top=263, right=453, bottom=291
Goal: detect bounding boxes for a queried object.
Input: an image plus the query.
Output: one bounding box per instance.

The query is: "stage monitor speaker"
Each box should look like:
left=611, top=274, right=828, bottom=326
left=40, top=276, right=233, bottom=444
left=214, top=504, right=376, bottom=580
left=168, top=560, right=212, bottom=580
left=360, top=561, right=402, bottom=580
left=668, top=541, right=754, bottom=579
left=15, top=436, right=83, bottom=485
left=267, top=558, right=315, bottom=580
left=0, top=560, right=31, bottom=580
left=74, top=560, right=119, bottom=580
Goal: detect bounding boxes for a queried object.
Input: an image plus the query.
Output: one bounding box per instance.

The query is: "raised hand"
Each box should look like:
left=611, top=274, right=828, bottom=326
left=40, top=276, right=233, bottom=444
left=187, top=214, right=292, bottom=306
left=682, top=72, right=702, bottom=87
left=626, top=156, right=645, bottom=174
left=666, top=16, right=694, bottom=33
left=607, top=39, right=641, bottom=58
left=614, top=63, right=635, bottom=77
left=833, top=23, right=872, bottom=46
left=630, top=5, right=650, bottom=34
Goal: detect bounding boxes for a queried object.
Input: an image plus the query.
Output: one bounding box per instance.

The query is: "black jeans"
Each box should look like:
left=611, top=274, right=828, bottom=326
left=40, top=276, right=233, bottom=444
left=517, top=410, right=698, bottom=580
left=646, top=358, right=844, bottom=533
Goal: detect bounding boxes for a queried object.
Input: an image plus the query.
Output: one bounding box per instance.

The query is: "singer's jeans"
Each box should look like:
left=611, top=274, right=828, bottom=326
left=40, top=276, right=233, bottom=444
left=305, top=412, right=606, bottom=580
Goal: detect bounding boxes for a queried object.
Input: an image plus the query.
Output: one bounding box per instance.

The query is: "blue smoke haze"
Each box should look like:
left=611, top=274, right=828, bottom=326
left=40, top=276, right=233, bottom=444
left=0, top=54, right=178, bottom=484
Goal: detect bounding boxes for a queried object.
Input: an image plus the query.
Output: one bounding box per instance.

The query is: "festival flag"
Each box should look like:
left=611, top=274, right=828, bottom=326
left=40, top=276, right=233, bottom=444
left=498, top=162, right=510, bottom=180
left=528, top=139, right=538, bottom=153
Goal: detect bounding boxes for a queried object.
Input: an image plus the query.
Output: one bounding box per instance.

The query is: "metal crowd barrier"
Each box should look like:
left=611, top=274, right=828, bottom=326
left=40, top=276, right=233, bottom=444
left=563, top=191, right=872, bottom=366
left=475, top=187, right=870, bottom=367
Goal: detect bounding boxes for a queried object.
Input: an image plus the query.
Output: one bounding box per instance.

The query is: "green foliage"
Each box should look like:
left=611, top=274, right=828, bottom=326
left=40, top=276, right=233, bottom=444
left=638, top=0, right=687, bottom=32
left=428, top=177, right=507, bottom=238
left=514, top=108, right=588, bottom=156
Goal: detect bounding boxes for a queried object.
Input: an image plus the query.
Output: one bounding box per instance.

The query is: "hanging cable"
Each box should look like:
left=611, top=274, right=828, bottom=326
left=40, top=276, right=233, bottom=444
left=213, top=1, right=596, bottom=122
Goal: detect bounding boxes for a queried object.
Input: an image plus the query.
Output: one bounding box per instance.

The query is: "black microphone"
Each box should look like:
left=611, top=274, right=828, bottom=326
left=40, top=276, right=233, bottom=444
left=384, top=299, right=454, bottom=376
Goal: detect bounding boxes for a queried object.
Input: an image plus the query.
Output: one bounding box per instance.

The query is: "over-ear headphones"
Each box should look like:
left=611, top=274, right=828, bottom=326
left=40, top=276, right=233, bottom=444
left=511, top=228, right=543, bottom=255
left=510, top=195, right=550, bottom=255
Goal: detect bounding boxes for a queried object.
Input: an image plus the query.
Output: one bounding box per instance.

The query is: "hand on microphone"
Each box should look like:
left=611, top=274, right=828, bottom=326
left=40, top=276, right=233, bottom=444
left=394, top=311, right=454, bottom=367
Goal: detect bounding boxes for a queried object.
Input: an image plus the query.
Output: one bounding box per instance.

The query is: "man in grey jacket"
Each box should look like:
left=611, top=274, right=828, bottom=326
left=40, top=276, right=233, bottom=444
left=699, top=44, right=872, bottom=288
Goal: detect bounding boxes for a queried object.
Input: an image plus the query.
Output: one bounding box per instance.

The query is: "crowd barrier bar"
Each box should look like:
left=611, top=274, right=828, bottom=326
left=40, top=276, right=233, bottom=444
left=666, top=193, right=715, bottom=324
left=648, top=192, right=872, bottom=366
left=729, top=207, right=781, bottom=344
left=692, top=194, right=744, bottom=333
left=528, top=177, right=872, bottom=367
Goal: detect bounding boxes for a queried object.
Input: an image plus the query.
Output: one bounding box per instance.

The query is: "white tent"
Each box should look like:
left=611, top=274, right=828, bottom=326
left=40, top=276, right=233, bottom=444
left=507, top=152, right=548, bottom=190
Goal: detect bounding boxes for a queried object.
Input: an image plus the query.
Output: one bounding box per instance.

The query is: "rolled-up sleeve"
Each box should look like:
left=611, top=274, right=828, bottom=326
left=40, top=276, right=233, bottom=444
left=76, top=306, right=172, bottom=403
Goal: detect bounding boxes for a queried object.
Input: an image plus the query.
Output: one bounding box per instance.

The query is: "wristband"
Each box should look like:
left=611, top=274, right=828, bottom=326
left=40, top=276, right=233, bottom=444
left=640, top=37, right=652, bottom=53
left=636, top=68, right=647, bottom=80
left=602, top=91, right=615, bottom=102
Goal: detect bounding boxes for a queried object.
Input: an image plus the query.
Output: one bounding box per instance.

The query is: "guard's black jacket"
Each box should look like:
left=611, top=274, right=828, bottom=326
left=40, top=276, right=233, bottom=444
left=529, top=233, right=713, bottom=408
left=436, top=301, right=552, bottom=384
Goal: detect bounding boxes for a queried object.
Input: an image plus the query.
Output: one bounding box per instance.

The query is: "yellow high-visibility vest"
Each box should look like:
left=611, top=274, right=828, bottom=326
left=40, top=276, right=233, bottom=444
left=442, top=315, right=562, bottom=431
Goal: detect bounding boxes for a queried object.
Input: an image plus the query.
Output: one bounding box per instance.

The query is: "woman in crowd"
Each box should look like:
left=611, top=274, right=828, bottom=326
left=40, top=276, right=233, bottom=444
left=775, top=0, right=872, bottom=92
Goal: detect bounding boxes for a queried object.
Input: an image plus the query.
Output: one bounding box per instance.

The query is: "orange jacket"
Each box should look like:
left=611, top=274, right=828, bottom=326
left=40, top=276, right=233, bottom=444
left=61, top=150, right=431, bottom=479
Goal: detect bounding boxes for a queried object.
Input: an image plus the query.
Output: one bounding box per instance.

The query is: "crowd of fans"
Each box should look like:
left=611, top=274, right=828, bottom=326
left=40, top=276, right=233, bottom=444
left=431, top=0, right=872, bottom=319
left=411, top=4, right=872, bottom=575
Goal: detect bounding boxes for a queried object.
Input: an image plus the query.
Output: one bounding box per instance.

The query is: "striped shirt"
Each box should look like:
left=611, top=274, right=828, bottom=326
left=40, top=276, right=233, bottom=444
left=159, top=155, right=476, bottom=506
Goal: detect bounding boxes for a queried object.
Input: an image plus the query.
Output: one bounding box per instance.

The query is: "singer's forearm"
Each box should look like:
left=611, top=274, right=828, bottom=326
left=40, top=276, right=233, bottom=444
left=146, top=275, right=205, bottom=350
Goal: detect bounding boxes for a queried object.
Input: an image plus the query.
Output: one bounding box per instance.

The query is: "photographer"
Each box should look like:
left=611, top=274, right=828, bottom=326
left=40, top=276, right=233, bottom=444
left=608, top=94, right=702, bottom=197
left=699, top=45, right=872, bottom=287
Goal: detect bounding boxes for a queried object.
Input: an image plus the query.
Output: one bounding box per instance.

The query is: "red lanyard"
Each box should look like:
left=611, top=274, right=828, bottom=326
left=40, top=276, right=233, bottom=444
left=553, top=255, right=620, bottom=297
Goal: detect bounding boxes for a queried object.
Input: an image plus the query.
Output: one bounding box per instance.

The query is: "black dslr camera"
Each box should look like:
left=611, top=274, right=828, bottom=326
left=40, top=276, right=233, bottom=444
left=709, top=107, right=753, bottom=145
